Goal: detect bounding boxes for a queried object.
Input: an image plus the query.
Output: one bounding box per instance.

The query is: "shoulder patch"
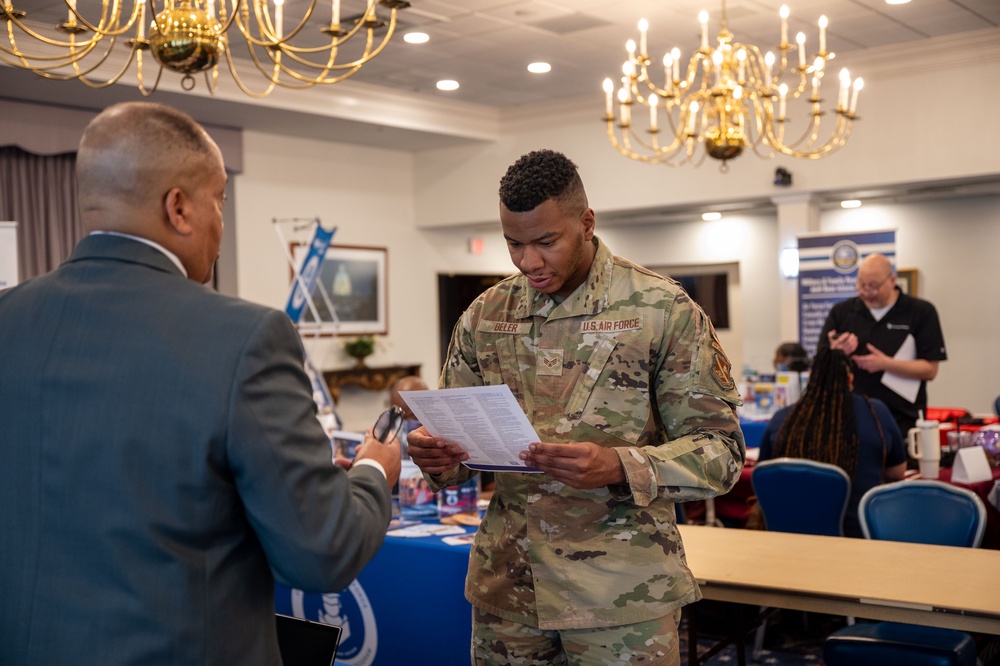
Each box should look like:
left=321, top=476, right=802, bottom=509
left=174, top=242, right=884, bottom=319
left=710, top=335, right=735, bottom=391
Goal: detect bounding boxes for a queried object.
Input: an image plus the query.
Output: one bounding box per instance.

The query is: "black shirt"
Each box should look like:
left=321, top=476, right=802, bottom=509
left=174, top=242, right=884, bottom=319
left=818, top=288, right=947, bottom=434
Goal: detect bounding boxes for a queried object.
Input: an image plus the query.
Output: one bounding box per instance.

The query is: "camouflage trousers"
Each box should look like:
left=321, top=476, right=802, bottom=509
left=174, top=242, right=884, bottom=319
left=471, top=606, right=682, bottom=666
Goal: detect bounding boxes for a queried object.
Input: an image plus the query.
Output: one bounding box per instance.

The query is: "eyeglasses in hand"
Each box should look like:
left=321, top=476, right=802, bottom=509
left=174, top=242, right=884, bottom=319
left=373, top=406, right=405, bottom=444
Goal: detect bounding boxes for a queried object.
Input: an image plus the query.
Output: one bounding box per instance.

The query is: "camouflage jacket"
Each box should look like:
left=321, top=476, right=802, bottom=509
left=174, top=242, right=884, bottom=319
left=428, top=238, right=745, bottom=630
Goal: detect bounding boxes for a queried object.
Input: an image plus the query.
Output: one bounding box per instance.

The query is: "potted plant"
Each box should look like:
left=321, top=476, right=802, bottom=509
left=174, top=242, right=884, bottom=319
left=343, top=335, right=375, bottom=367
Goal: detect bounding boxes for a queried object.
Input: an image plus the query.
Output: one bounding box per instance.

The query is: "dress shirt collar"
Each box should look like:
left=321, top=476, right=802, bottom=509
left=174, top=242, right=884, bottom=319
left=90, top=231, right=187, bottom=278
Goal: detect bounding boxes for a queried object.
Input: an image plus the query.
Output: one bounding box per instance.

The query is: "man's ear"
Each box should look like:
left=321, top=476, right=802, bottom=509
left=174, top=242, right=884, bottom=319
left=164, top=187, right=194, bottom=236
left=581, top=207, right=596, bottom=240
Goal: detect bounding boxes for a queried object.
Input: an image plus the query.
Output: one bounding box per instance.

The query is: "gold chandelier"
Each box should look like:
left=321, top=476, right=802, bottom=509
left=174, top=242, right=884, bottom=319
left=602, top=1, right=863, bottom=170
left=0, top=0, right=410, bottom=98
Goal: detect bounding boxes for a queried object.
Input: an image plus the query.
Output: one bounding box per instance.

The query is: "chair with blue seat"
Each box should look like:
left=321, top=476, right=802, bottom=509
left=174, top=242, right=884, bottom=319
left=748, top=458, right=852, bottom=661
left=823, top=480, right=986, bottom=666
left=751, top=457, right=851, bottom=536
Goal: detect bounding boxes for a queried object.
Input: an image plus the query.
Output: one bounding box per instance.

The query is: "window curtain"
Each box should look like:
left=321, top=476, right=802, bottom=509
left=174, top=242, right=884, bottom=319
left=0, top=146, right=82, bottom=282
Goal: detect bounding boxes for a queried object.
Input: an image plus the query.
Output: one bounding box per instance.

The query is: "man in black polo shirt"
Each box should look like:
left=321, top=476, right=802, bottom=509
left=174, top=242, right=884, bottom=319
left=818, top=253, right=947, bottom=439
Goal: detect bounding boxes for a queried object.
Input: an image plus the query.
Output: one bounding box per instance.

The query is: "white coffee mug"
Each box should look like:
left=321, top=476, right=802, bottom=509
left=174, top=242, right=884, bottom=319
left=908, top=419, right=941, bottom=479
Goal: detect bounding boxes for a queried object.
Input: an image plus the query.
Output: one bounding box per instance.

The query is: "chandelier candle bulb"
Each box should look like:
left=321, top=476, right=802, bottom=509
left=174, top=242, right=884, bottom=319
left=618, top=88, right=631, bottom=126
left=663, top=53, right=672, bottom=88
left=819, top=15, right=828, bottom=54
left=849, top=78, right=864, bottom=115
left=603, top=78, right=614, bottom=117
left=332, top=0, right=340, bottom=26
left=627, top=39, right=636, bottom=63
left=765, top=52, right=775, bottom=87
left=838, top=69, right=851, bottom=110
left=274, top=0, right=283, bottom=40
left=67, top=0, right=76, bottom=22
left=712, top=50, right=723, bottom=87
left=779, top=83, right=788, bottom=120
left=138, top=2, right=145, bottom=38
left=796, top=32, right=806, bottom=68
left=737, top=49, right=746, bottom=84
left=780, top=5, right=790, bottom=45
left=649, top=94, right=658, bottom=131
left=700, top=11, right=709, bottom=50
left=672, top=48, right=681, bottom=83
left=638, top=19, right=648, bottom=57
left=687, top=101, right=699, bottom=133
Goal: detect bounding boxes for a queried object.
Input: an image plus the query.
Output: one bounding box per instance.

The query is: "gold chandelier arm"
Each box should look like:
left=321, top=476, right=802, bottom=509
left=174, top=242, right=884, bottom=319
left=0, top=25, right=104, bottom=73
left=72, top=0, right=142, bottom=39
left=134, top=48, right=166, bottom=95
left=2, top=13, right=106, bottom=52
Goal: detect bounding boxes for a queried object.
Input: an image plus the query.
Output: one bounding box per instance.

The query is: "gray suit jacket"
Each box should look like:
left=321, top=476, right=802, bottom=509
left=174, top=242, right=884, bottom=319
left=0, top=234, right=391, bottom=664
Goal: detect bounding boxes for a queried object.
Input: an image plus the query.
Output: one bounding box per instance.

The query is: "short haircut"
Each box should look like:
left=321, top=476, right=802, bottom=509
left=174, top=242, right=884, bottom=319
left=77, top=102, right=218, bottom=203
left=498, top=149, right=587, bottom=214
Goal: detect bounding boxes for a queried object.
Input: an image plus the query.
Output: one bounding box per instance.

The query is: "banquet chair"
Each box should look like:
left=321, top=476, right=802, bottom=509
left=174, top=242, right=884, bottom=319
left=751, top=458, right=851, bottom=536
left=748, top=458, right=852, bottom=661
left=823, top=481, right=986, bottom=666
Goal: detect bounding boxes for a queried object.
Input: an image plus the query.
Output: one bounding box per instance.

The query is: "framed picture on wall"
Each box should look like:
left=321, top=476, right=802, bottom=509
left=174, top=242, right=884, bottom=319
left=896, top=268, right=918, bottom=297
left=291, top=244, right=388, bottom=335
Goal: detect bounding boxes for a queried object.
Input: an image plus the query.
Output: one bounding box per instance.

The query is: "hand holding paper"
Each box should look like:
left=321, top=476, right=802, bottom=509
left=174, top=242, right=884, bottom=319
left=519, top=441, right=627, bottom=489
left=400, top=385, right=542, bottom=472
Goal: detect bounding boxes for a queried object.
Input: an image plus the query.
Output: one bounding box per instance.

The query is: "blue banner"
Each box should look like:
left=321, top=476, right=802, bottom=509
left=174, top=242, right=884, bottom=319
left=285, top=224, right=336, bottom=324
left=797, top=229, right=895, bottom=357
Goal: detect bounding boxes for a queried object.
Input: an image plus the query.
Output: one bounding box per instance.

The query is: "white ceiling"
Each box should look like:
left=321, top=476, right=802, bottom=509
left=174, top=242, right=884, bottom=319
left=3, top=0, right=999, bottom=208
left=10, top=0, right=999, bottom=110
left=351, top=0, right=1000, bottom=108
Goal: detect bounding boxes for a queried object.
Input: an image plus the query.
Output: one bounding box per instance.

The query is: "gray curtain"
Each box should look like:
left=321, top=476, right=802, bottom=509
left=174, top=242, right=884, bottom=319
left=0, top=146, right=82, bottom=282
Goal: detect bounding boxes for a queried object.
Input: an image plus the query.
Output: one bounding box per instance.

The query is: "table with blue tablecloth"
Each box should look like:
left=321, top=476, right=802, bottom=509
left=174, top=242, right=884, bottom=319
left=739, top=418, right=767, bottom=449
left=275, top=522, right=476, bottom=666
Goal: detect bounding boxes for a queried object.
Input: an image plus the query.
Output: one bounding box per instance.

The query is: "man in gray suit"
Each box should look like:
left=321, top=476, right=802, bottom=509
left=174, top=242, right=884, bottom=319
left=0, top=102, right=401, bottom=664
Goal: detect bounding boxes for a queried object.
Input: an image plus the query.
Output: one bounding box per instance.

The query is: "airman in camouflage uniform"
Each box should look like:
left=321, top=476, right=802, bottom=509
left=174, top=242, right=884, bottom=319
left=408, top=150, right=744, bottom=666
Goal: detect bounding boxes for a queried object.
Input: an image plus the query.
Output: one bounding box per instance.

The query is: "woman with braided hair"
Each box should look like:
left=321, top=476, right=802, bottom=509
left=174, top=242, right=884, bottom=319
left=758, top=348, right=907, bottom=537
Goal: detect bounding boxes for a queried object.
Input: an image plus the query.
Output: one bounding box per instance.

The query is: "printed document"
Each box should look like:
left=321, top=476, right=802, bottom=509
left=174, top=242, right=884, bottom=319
left=881, top=333, right=920, bottom=404
left=399, top=385, right=541, bottom=472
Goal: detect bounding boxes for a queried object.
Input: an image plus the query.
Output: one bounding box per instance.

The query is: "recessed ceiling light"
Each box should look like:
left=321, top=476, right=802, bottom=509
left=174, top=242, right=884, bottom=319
left=436, top=80, right=459, bottom=91
left=527, top=62, right=551, bottom=74
left=840, top=199, right=862, bottom=208
left=702, top=212, right=722, bottom=221
left=403, top=32, right=429, bottom=44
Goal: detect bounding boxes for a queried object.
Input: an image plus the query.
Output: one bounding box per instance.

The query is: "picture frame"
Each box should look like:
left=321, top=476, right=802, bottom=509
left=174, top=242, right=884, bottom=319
left=290, top=244, right=388, bottom=336
left=896, top=268, right=918, bottom=297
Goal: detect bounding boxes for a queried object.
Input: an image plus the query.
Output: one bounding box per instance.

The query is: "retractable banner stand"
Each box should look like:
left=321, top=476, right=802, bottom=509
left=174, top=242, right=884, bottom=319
left=278, top=221, right=340, bottom=430
left=0, top=221, right=18, bottom=290
left=285, top=223, right=336, bottom=324
left=797, top=229, right=896, bottom=357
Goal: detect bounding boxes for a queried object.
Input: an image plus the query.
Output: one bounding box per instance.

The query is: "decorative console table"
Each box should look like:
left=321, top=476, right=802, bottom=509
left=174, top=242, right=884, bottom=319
left=323, top=364, right=421, bottom=404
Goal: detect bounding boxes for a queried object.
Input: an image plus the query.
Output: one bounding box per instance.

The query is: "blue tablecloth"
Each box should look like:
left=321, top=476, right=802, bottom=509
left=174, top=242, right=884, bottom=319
left=740, top=418, right=767, bottom=449
left=275, top=523, right=475, bottom=666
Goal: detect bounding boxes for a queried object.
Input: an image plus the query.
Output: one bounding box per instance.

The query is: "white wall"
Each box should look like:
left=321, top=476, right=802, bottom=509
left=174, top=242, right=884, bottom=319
left=234, top=131, right=443, bottom=430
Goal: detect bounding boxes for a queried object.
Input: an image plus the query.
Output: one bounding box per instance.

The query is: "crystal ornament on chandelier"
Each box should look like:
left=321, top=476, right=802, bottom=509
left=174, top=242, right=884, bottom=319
left=0, top=0, right=410, bottom=98
left=602, top=1, right=863, bottom=171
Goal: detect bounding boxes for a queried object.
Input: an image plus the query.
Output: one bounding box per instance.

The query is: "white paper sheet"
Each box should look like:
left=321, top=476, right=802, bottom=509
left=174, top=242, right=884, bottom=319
left=399, top=385, right=542, bottom=473
left=881, top=333, right=920, bottom=404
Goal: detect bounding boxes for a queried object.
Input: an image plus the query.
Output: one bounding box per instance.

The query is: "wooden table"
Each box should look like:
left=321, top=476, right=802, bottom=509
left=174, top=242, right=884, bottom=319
left=679, top=524, right=1000, bottom=635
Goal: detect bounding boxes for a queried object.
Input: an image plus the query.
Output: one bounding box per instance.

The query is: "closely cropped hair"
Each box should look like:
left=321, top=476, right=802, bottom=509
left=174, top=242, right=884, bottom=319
left=772, top=348, right=859, bottom=477
left=498, top=149, right=587, bottom=214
